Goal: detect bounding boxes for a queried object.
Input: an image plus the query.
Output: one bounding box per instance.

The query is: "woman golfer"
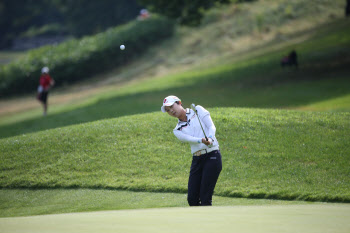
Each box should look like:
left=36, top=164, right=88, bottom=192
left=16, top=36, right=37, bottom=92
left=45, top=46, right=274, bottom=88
left=161, top=95, right=222, bottom=206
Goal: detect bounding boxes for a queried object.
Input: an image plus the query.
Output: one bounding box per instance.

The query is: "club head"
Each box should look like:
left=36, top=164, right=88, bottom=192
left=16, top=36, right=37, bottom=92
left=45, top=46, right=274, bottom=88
left=190, top=103, right=196, bottom=111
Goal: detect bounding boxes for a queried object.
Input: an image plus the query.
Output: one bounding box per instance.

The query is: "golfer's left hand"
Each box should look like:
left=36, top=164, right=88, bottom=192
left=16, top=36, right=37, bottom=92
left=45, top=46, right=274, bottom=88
left=202, top=138, right=212, bottom=146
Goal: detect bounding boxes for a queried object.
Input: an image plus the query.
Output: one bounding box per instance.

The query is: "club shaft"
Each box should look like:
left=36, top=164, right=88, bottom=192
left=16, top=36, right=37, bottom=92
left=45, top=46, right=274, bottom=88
left=194, top=110, right=208, bottom=140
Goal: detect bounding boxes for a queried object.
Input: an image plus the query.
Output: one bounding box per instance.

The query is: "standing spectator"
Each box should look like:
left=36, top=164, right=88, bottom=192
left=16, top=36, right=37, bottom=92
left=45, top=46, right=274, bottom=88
left=37, top=67, right=55, bottom=116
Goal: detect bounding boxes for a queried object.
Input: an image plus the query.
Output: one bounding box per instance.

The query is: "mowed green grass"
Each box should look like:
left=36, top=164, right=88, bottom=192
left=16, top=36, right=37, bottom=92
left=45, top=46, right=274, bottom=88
left=1, top=108, right=349, bottom=203
left=0, top=19, right=349, bottom=139
left=0, top=189, right=312, bottom=217
left=1, top=204, right=350, bottom=233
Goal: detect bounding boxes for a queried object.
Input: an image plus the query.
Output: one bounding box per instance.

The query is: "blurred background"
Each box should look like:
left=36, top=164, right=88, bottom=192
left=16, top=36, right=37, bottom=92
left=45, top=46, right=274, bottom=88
left=0, top=0, right=349, bottom=138
left=0, top=0, right=141, bottom=50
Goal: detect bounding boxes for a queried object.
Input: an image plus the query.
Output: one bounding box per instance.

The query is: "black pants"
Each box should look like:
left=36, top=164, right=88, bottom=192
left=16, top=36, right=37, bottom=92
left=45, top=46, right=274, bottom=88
left=187, top=150, right=222, bottom=206
left=38, top=91, right=49, bottom=104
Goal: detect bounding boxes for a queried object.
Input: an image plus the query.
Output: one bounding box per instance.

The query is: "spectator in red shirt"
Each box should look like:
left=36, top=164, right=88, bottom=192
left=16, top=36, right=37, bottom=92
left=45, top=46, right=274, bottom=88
left=37, top=67, right=55, bottom=116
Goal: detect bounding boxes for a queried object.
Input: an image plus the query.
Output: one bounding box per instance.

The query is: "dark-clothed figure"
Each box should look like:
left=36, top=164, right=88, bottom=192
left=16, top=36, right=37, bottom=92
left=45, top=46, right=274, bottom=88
left=281, top=50, right=298, bottom=69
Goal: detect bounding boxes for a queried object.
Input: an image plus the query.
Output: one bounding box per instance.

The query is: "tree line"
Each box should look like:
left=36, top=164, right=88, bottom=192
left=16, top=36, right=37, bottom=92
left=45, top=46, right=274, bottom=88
left=0, top=0, right=254, bottom=49
left=0, top=0, right=141, bottom=49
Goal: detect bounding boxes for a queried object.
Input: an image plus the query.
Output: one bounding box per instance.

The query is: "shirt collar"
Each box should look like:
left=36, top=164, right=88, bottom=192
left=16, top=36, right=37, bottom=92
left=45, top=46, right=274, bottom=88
left=178, top=108, right=192, bottom=123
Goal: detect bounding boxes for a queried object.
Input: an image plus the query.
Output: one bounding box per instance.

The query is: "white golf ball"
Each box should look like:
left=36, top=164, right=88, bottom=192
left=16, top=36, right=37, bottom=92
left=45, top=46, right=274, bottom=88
left=120, top=45, right=125, bottom=50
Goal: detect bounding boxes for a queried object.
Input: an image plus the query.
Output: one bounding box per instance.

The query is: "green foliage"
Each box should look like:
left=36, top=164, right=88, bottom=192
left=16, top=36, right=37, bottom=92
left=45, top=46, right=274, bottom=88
left=138, top=0, right=235, bottom=26
left=19, top=24, right=68, bottom=38
left=200, top=0, right=344, bottom=31
left=0, top=0, right=63, bottom=48
left=137, top=0, right=257, bottom=26
left=0, top=16, right=175, bottom=97
left=0, top=109, right=349, bottom=203
left=0, top=0, right=141, bottom=48
left=57, top=0, right=141, bottom=37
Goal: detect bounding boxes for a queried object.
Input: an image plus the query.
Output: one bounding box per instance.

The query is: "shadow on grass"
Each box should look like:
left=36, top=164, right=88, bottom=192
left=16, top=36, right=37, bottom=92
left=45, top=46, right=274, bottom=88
left=0, top=60, right=349, bottom=139
left=1, top=19, right=350, bottom=139
left=3, top=186, right=350, bottom=203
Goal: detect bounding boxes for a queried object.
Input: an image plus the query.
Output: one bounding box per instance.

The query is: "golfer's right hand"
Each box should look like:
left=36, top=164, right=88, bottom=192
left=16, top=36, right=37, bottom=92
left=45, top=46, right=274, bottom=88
left=202, top=138, right=212, bottom=146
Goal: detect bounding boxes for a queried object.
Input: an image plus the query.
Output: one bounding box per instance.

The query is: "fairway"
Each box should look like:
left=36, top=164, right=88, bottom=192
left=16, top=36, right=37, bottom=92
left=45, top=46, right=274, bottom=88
left=1, top=204, right=349, bottom=233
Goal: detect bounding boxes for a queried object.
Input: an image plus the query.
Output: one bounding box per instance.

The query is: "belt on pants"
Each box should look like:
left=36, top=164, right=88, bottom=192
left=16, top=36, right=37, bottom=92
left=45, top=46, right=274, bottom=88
left=193, top=146, right=219, bottom=156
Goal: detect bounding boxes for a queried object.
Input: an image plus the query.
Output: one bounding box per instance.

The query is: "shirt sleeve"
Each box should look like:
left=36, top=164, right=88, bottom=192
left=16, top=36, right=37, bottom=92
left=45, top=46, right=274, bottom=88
left=196, top=105, right=209, bottom=118
left=195, top=105, right=215, bottom=137
left=173, top=130, right=202, bottom=144
left=202, top=114, right=216, bottom=139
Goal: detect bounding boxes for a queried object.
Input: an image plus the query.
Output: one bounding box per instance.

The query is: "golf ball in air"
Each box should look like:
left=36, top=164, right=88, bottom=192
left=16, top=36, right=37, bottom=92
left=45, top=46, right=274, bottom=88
left=120, top=45, right=125, bottom=50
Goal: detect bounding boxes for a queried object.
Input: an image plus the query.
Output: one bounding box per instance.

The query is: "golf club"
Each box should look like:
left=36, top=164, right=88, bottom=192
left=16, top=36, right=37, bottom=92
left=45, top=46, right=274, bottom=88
left=191, top=103, right=212, bottom=147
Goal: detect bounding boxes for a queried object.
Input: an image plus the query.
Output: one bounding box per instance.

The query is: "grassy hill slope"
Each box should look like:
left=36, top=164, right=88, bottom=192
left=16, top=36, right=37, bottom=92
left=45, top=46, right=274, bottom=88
left=0, top=18, right=349, bottom=139
left=1, top=108, right=349, bottom=202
